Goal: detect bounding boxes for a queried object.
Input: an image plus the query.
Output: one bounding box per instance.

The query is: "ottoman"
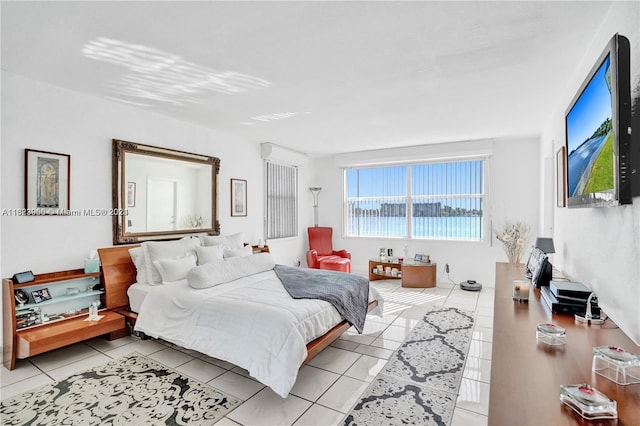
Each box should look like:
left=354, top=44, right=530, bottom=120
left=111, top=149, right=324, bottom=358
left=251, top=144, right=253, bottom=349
left=319, top=257, right=351, bottom=273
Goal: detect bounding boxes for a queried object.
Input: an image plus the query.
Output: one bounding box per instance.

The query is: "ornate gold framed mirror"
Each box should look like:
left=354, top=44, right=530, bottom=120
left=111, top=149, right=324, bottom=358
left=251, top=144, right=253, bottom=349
left=112, top=139, right=220, bottom=244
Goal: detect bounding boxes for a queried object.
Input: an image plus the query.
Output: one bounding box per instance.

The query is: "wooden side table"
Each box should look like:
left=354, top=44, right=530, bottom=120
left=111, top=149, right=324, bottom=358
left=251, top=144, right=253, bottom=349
left=401, top=262, right=436, bottom=288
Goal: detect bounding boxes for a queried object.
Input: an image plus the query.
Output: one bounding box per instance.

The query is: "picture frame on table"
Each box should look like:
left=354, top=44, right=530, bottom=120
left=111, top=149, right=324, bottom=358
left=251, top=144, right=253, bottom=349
left=231, top=178, right=247, bottom=217
left=31, top=288, right=52, bottom=304
left=25, top=149, right=70, bottom=215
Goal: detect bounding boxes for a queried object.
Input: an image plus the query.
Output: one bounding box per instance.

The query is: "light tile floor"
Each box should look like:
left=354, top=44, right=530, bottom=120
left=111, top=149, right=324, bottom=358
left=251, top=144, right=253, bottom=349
left=1, top=279, right=493, bottom=425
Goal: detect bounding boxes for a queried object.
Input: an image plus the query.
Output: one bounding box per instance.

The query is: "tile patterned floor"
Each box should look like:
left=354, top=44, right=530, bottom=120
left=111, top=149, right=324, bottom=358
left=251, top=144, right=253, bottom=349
left=1, top=279, right=493, bottom=425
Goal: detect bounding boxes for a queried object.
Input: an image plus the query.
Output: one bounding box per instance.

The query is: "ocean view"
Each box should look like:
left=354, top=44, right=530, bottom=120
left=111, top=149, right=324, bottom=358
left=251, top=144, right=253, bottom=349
left=346, top=216, right=483, bottom=240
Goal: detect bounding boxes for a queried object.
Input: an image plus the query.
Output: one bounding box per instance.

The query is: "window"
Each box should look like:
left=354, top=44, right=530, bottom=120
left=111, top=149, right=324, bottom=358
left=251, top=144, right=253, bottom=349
left=345, top=159, right=484, bottom=240
left=266, top=161, right=298, bottom=239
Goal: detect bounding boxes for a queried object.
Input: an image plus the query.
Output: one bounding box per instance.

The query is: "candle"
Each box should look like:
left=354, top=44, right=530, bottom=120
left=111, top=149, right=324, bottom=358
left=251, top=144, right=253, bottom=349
left=513, top=279, right=530, bottom=301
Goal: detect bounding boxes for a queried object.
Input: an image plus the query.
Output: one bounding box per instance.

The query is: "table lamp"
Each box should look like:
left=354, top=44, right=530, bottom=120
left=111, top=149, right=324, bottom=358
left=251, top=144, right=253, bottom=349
left=535, top=237, right=555, bottom=254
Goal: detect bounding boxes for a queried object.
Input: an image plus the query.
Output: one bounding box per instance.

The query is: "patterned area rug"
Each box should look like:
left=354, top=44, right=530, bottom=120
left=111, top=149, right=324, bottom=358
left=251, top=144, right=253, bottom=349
left=0, top=353, right=241, bottom=425
left=344, top=307, right=476, bottom=426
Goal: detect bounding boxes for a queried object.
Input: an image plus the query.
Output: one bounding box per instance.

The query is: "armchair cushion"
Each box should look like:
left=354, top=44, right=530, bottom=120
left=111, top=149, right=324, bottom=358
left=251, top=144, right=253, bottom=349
left=332, top=249, right=351, bottom=259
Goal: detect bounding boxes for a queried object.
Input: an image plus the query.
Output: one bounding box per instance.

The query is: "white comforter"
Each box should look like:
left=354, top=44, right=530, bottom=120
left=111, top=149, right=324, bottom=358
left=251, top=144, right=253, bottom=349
left=134, top=269, right=382, bottom=397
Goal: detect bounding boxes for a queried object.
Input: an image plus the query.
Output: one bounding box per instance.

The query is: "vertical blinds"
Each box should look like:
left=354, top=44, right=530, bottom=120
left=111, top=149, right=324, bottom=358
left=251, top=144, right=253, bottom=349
left=266, top=161, right=298, bottom=239
left=345, top=159, right=484, bottom=240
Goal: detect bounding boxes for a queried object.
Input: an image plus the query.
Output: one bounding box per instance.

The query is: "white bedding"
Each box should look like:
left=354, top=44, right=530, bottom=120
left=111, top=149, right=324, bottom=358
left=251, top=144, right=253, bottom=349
left=127, top=282, right=156, bottom=313
left=132, top=270, right=382, bottom=398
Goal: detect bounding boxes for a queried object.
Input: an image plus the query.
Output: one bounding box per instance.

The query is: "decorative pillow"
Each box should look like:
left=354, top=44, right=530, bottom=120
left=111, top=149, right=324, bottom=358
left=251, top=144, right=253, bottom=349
left=128, top=247, right=148, bottom=285
left=198, top=232, right=244, bottom=249
left=152, top=255, right=197, bottom=284
left=143, top=236, right=201, bottom=285
left=188, top=253, right=275, bottom=289
left=196, top=245, right=224, bottom=265
left=223, top=245, right=253, bottom=259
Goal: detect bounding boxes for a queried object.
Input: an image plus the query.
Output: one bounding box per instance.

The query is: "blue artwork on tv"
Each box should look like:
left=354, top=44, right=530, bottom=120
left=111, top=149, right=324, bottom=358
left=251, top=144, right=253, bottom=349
left=566, top=55, right=613, bottom=198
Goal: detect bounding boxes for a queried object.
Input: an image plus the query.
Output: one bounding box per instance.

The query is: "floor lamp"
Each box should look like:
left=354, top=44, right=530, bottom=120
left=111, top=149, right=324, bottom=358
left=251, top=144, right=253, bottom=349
left=309, top=187, right=322, bottom=227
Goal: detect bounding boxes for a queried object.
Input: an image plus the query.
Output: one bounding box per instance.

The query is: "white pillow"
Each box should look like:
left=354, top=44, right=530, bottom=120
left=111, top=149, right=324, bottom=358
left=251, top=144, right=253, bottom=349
left=143, top=237, right=201, bottom=285
left=152, top=255, right=197, bottom=284
left=128, top=246, right=148, bottom=285
left=223, top=245, right=253, bottom=259
left=196, top=245, right=224, bottom=265
left=199, top=233, right=244, bottom=249
left=188, top=253, right=275, bottom=289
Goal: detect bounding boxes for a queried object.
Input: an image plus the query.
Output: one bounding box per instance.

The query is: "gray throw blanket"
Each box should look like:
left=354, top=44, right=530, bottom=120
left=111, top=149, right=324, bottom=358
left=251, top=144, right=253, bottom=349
left=274, top=265, right=369, bottom=334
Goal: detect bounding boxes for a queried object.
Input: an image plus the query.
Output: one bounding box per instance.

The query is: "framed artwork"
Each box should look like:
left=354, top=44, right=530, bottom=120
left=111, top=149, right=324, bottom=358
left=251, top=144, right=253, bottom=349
left=127, top=182, right=136, bottom=207
left=14, top=289, right=30, bottom=306
left=25, top=149, right=70, bottom=215
left=31, top=288, right=52, bottom=304
left=556, top=146, right=566, bottom=208
left=230, top=178, right=247, bottom=217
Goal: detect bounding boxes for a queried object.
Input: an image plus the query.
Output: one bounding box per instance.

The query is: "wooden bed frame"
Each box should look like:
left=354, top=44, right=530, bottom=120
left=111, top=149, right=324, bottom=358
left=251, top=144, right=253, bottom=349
left=97, top=245, right=378, bottom=363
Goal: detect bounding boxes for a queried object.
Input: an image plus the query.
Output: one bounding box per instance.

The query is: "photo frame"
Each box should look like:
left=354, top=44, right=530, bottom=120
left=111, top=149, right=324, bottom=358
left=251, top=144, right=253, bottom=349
left=556, top=146, right=566, bottom=208
left=25, top=149, right=70, bottom=215
left=127, top=182, right=136, bottom=207
left=230, top=178, right=247, bottom=217
left=14, top=289, right=30, bottom=306
left=31, top=288, right=52, bottom=304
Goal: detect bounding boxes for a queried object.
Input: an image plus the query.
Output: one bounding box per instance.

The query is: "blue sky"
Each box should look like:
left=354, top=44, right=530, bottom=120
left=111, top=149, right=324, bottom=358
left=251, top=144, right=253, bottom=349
left=346, top=161, right=483, bottom=199
left=566, top=55, right=612, bottom=152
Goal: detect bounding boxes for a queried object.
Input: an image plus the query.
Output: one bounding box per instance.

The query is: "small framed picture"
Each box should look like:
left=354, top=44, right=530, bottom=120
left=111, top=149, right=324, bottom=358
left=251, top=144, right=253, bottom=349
left=31, top=288, right=52, bottom=304
left=414, top=253, right=422, bottom=261
left=556, top=146, right=566, bottom=208
left=230, top=178, right=247, bottom=217
left=127, top=182, right=136, bottom=207
left=14, top=289, right=30, bottom=306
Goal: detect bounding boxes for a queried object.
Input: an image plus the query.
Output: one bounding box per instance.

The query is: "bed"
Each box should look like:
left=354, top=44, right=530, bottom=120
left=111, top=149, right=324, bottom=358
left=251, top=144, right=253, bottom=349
left=98, top=243, right=382, bottom=398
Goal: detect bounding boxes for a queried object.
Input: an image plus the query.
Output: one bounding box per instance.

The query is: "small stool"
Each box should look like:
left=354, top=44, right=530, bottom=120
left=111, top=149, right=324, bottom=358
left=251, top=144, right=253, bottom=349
left=319, top=257, right=351, bottom=273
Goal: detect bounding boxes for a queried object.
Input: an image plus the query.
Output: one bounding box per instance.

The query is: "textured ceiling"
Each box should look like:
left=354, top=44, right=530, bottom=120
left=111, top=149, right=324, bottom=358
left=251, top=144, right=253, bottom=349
left=1, top=1, right=614, bottom=156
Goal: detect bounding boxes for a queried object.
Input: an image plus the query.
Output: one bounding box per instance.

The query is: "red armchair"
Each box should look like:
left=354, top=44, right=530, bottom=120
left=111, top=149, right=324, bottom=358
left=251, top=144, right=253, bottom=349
left=306, top=227, right=351, bottom=273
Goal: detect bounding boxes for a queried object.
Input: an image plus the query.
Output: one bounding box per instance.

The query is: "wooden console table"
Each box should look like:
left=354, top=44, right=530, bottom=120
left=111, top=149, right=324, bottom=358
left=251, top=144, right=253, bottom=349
left=489, top=262, right=640, bottom=425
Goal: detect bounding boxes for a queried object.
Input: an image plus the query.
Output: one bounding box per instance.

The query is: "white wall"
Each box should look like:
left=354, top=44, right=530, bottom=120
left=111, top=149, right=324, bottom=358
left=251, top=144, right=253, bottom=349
left=540, top=2, right=640, bottom=344
left=0, top=71, right=311, bottom=277
left=310, top=137, right=541, bottom=289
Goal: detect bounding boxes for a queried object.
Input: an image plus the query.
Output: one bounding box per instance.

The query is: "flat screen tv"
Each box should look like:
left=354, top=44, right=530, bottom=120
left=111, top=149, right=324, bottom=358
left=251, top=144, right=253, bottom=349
left=565, top=33, right=632, bottom=208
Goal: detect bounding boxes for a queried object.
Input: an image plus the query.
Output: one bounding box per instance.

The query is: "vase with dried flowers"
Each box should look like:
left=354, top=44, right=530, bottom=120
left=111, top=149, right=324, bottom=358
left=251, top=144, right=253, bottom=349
left=496, top=221, right=530, bottom=264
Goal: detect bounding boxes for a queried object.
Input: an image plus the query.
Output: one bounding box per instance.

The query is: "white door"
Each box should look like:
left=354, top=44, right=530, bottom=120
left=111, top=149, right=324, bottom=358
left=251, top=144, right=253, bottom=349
left=147, top=178, right=177, bottom=231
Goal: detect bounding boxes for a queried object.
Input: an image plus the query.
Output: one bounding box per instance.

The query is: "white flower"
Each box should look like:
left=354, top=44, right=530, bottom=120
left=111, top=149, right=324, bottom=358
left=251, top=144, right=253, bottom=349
left=495, top=220, right=530, bottom=263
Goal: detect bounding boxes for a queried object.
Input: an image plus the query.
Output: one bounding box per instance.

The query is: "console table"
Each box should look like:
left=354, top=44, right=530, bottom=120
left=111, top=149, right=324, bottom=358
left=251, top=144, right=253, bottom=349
left=489, top=262, right=640, bottom=425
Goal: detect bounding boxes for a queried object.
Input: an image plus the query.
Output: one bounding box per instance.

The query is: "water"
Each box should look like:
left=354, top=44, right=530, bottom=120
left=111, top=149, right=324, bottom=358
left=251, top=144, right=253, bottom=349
left=347, top=216, right=482, bottom=240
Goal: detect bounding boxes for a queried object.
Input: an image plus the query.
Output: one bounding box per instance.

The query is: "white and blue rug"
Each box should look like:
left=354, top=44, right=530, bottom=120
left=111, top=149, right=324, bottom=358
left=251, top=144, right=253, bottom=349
left=0, top=353, right=241, bottom=425
left=344, top=307, right=476, bottom=426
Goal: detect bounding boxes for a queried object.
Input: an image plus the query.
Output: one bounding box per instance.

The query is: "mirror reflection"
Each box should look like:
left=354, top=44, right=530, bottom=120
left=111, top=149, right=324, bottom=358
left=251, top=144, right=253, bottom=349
left=113, top=139, right=219, bottom=244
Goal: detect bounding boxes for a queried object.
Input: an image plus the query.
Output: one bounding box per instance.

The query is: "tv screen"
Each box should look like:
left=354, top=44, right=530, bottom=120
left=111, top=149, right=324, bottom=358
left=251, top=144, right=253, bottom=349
left=565, top=34, right=631, bottom=207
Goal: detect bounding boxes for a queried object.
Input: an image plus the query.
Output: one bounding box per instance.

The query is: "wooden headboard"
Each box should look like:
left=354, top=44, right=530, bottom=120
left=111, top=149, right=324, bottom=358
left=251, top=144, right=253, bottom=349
left=98, top=245, right=139, bottom=311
